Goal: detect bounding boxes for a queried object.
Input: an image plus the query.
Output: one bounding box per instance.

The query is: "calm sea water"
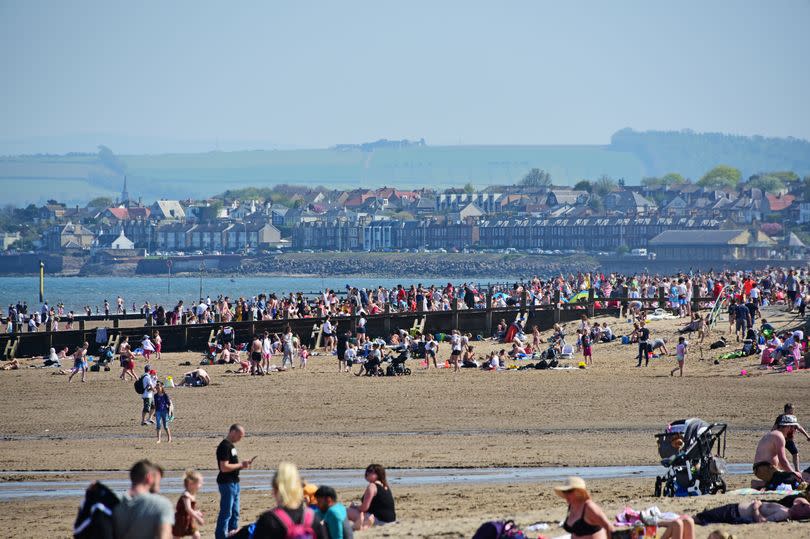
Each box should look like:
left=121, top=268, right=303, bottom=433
left=0, top=275, right=521, bottom=312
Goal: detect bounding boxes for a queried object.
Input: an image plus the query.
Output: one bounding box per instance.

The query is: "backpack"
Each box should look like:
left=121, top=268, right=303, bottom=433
left=73, top=481, right=120, bottom=539
left=273, top=507, right=315, bottom=539
left=472, top=519, right=527, bottom=539
left=134, top=374, right=146, bottom=394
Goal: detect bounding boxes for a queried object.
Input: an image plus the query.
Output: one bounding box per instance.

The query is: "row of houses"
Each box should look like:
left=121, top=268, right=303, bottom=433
left=292, top=216, right=725, bottom=252
left=42, top=221, right=283, bottom=253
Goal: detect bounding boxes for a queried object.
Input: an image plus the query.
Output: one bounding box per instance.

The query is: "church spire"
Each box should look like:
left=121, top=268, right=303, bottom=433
left=121, top=176, right=130, bottom=205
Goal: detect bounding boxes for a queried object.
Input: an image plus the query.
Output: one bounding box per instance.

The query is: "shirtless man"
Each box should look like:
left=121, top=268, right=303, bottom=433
left=695, top=496, right=810, bottom=525
left=753, top=415, right=804, bottom=489
left=249, top=334, right=263, bottom=375
left=182, top=368, right=210, bottom=387
left=119, top=336, right=136, bottom=380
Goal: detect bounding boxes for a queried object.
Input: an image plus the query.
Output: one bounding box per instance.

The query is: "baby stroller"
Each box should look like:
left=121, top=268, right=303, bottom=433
left=386, top=348, right=412, bottom=376
left=654, top=418, right=728, bottom=497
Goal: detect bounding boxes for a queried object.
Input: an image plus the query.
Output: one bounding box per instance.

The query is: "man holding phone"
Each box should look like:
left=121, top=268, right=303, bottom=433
left=215, top=424, right=252, bottom=539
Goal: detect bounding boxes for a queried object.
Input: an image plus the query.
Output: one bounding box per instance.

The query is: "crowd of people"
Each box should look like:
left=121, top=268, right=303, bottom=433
left=80, top=424, right=396, bottom=539
left=7, top=267, right=810, bottom=335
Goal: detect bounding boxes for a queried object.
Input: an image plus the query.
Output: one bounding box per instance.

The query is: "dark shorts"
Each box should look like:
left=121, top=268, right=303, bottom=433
left=357, top=327, right=366, bottom=334
left=251, top=352, right=261, bottom=362
left=694, top=503, right=744, bottom=525
left=142, top=397, right=154, bottom=413
left=786, top=438, right=799, bottom=456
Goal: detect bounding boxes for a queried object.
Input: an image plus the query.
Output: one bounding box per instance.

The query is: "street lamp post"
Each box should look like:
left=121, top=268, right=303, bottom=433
left=199, top=261, right=205, bottom=301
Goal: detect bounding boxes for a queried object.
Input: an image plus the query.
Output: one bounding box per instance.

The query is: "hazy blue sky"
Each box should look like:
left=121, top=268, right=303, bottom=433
left=1, top=0, right=809, bottom=153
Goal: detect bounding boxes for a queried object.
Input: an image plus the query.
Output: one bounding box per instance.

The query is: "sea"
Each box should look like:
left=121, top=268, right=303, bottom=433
left=0, top=275, right=522, bottom=312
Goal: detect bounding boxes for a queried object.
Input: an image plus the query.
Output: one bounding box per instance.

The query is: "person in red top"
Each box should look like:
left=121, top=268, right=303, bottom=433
left=713, top=281, right=725, bottom=300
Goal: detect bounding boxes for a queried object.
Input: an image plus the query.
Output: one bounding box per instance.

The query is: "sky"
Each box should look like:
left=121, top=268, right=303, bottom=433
left=1, top=0, right=809, bottom=153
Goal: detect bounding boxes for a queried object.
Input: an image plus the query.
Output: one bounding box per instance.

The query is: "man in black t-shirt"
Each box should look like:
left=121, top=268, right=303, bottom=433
left=215, top=424, right=251, bottom=539
left=636, top=322, right=651, bottom=367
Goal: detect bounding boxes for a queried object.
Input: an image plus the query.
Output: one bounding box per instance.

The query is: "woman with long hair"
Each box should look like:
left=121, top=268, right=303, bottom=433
left=347, top=464, right=396, bottom=530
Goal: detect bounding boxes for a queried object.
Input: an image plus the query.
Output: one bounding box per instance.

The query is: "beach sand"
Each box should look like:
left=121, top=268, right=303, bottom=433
left=0, top=306, right=807, bottom=538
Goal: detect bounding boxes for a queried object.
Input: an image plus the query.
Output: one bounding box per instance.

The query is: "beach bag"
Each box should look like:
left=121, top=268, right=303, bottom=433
left=73, top=481, right=120, bottom=539
left=535, top=359, right=549, bottom=370
left=133, top=374, right=146, bottom=394
left=472, top=519, right=527, bottom=539
left=272, top=506, right=315, bottom=539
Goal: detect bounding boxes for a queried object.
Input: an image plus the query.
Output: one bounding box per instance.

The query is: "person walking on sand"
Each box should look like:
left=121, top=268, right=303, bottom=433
left=581, top=330, right=593, bottom=367
left=215, top=424, right=252, bottom=539
left=67, top=342, right=89, bottom=383
left=154, top=330, right=162, bottom=360
left=154, top=381, right=172, bottom=444
left=671, top=336, right=688, bottom=377
left=172, top=469, right=205, bottom=538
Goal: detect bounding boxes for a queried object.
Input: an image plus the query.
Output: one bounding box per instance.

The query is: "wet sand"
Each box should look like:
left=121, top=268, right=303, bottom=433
left=0, top=307, right=807, bottom=537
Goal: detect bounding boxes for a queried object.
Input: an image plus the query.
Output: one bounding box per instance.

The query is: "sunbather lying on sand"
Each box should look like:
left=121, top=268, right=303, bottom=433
left=694, top=497, right=810, bottom=525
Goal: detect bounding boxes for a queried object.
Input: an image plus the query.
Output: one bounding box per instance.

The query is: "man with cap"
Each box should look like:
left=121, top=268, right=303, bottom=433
left=140, top=365, right=157, bottom=425
left=753, top=414, right=804, bottom=489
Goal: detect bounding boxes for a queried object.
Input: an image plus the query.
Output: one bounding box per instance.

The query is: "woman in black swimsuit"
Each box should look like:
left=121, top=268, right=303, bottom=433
left=347, top=463, right=396, bottom=530
left=554, top=477, right=612, bottom=539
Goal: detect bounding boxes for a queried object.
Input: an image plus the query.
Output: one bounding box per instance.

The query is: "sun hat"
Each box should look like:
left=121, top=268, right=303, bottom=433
left=553, top=476, right=590, bottom=499
left=779, top=414, right=799, bottom=427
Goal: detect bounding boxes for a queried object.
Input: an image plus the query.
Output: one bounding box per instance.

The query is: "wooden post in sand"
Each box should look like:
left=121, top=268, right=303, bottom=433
left=384, top=303, right=391, bottom=337
left=658, top=286, right=666, bottom=311
left=621, top=285, right=629, bottom=319
left=587, top=288, right=595, bottom=318
left=553, top=290, right=561, bottom=323
left=485, top=290, right=494, bottom=337
left=452, top=294, right=459, bottom=331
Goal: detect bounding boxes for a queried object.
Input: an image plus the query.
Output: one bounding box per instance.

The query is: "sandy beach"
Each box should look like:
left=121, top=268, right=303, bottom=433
left=0, top=306, right=807, bottom=538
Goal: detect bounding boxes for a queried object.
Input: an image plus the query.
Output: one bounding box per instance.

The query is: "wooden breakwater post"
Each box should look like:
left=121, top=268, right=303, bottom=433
left=553, top=290, right=561, bottom=324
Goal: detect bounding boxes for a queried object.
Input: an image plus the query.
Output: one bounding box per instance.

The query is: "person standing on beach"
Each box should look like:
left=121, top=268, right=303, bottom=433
left=636, top=321, right=650, bottom=367
left=154, top=382, right=172, bottom=443
left=449, top=330, right=462, bottom=372
left=140, top=366, right=157, bottom=426
left=282, top=325, right=294, bottom=369
left=249, top=334, right=263, bottom=375
left=67, top=342, right=89, bottom=383
left=215, top=424, right=251, bottom=539
left=154, top=330, right=162, bottom=360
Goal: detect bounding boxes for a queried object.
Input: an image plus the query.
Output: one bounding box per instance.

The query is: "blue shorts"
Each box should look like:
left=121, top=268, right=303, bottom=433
left=155, top=410, right=169, bottom=430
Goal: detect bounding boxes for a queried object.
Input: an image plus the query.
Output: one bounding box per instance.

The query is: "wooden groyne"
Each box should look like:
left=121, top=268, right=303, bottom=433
left=0, top=290, right=714, bottom=359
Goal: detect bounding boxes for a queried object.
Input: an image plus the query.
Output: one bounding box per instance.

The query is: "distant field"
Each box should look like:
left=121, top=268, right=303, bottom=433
left=120, top=144, right=645, bottom=198
left=2, top=145, right=646, bottom=204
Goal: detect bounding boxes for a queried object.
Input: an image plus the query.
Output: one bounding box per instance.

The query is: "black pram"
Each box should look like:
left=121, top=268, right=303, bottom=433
left=654, top=418, right=728, bottom=497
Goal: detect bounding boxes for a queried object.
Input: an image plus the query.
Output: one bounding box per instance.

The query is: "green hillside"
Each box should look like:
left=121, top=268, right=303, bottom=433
left=119, top=145, right=644, bottom=200
left=2, top=129, right=808, bottom=205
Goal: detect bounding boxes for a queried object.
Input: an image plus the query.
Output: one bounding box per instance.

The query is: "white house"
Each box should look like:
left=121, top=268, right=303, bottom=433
left=111, top=230, right=135, bottom=250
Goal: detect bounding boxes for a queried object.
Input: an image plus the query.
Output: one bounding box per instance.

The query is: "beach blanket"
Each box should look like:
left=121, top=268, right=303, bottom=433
left=730, top=485, right=800, bottom=496
left=646, top=309, right=678, bottom=321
